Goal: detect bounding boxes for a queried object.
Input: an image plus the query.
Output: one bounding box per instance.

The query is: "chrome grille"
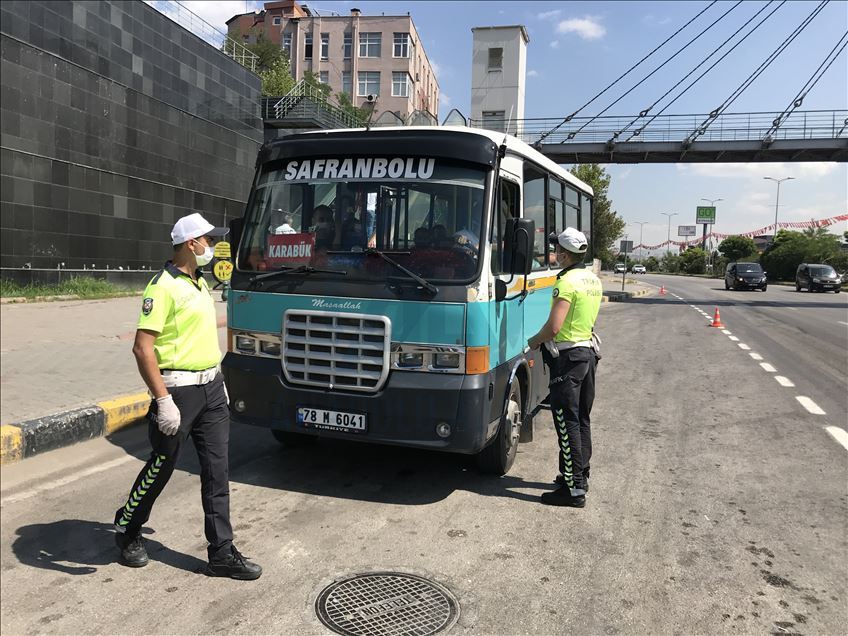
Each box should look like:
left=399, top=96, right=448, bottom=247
left=283, top=309, right=391, bottom=392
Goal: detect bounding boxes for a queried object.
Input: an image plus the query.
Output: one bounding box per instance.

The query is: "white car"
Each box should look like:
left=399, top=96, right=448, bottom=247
left=631, top=264, right=646, bottom=274
left=614, top=263, right=626, bottom=274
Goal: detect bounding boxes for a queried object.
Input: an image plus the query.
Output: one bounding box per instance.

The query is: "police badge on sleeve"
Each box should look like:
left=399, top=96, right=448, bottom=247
left=142, top=297, right=154, bottom=315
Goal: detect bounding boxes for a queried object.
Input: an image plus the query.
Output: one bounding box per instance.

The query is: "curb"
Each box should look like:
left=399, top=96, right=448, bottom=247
left=0, top=392, right=150, bottom=465
left=1, top=292, right=144, bottom=305
left=603, top=287, right=653, bottom=302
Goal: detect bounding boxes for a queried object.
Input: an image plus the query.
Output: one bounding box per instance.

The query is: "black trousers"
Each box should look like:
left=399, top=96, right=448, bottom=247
left=549, top=347, right=598, bottom=496
left=114, top=374, right=233, bottom=559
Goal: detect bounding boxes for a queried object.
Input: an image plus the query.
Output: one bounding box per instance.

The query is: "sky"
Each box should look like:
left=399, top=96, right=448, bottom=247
left=155, top=0, right=847, bottom=249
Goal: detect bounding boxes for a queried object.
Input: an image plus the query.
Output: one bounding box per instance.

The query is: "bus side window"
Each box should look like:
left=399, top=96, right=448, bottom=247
left=491, top=178, right=519, bottom=275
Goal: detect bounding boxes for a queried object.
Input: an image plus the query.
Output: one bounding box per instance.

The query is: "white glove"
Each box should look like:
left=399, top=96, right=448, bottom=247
left=155, top=394, right=181, bottom=436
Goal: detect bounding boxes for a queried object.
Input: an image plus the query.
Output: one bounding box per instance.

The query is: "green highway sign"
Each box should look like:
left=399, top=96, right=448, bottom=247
left=695, top=206, right=716, bottom=224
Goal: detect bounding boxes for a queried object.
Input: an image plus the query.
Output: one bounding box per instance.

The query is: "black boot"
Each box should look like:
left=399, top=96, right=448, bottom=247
left=115, top=532, right=149, bottom=567
left=554, top=474, right=589, bottom=493
left=541, top=486, right=586, bottom=508
left=206, top=546, right=262, bottom=580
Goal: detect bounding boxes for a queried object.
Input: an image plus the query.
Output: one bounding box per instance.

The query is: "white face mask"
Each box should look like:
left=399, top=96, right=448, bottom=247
left=193, top=242, right=214, bottom=266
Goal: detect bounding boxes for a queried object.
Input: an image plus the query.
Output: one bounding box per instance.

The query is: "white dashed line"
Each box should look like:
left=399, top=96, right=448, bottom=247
left=722, top=330, right=732, bottom=335
left=774, top=376, right=795, bottom=387
left=760, top=362, right=777, bottom=372
left=825, top=426, right=848, bottom=451
left=749, top=353, right=763, bottom=361
left=738, top=343, right=751, bottom=350
left=728, top=336, right=739, bottom=341
left=796, top=396, right=825, bottom=415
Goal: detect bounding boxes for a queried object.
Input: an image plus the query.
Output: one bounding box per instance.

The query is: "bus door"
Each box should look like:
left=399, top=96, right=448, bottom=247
left=490, top=176, right=524, bottom=366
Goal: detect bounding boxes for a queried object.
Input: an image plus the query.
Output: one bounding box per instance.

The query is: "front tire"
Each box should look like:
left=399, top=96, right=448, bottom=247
left=725, top=280, right=730, bottom=290
left=477, top=377, right=522, bottom=476
left=795, top=282, right=801, bottom=292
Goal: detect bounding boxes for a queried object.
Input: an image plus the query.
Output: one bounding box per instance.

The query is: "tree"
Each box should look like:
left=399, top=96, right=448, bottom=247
left=680, top=247, right=707, bottom=274
left=760, top=230, right=809, bottom=280
left=258, top=56, right=296, bottom=96
left=336, top=91, right=367, bottom=123
left=244, top=32, right=285, bottom=72
left=661, top=253, right=681, bottom=273
left=717, top=235, right=756, bottom=262
left=302, top=70, right=332, bottom=102
left=568, top=164, right=625, bottom=266
left=644, top=256, right=660, bottom=272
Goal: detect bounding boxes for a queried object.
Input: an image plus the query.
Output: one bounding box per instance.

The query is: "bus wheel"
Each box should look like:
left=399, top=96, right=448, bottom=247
left=476, top=377, right=522, bottom=476
left=271, top=430, right=316, bottom=447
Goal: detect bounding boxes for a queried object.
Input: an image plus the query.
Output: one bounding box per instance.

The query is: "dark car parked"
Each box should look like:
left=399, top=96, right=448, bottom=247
left=725, top=262, right=767, bottom=291
left=795, top=263, right=842, bottom=293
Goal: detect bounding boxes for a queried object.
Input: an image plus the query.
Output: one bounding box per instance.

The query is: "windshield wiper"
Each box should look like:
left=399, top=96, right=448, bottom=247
left=364, top=248, right=439, bottom=295
left=249, top=265, right=347, bottom=285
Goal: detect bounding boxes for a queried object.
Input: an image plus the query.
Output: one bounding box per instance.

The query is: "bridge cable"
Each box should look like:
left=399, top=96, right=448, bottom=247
left=622, top=0, right=786, bottom=142
left=762, top=30, right=848, bottom=140
left=533, top=0, right=719, bottom=145
left=683, top=0, right=829, bottom=145
left=549, top=0, right=745, bottom=145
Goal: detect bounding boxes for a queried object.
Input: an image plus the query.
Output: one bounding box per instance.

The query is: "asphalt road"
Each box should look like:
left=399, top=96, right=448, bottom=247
left=2, top=288, right=846, bottom=635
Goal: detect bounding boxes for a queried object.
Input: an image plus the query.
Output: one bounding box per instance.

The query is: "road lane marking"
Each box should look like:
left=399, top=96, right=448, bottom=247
left=796, top=396, right=825, bottom=415
left=750, top=353, right=763, bottom=360
left=825, top=426, right=848, bottom=451
left=728, top=336, right=739, bottom=341
left=738, top=343, right=751, bottom=350
left=774, top=376, right=795, bottom=387
left=722, top=330, right=732, bottom=335
left=760, top=362, right=777, bottom=372
left=1, top=455, right=138, bottom=506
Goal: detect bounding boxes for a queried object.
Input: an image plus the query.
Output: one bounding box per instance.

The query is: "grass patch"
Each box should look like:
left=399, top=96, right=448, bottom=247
left=1, top=277, right=143, bottom=300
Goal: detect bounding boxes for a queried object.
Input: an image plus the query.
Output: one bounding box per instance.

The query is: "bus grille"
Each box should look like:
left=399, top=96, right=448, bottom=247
left=282, top=309, right=391, bottom=392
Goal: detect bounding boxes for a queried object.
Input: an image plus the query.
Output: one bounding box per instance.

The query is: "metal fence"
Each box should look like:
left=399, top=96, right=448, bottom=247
left=266, top=81, right=363, bottom=129
left=468, top=110, right=848, bottom=145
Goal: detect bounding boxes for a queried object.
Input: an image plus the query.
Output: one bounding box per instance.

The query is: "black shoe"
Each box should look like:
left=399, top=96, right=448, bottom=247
left=206, top=546, right=262, bottom=580
left=541, top=486, right=586, bottom=508
left=554, top=475, right=589, bottom=493
left=115, top=532, right=149, bottom=568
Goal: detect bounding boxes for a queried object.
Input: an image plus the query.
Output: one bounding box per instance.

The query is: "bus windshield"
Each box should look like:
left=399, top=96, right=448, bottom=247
left=239, top=158, right=488, bottom=283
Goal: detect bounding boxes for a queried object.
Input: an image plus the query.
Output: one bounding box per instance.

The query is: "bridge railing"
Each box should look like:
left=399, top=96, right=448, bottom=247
left=468, top=110, right=848, bottom=145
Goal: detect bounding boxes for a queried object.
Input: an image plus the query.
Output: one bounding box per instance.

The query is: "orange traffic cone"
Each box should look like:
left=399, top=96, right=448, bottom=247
left=710, top=307, right=725, bottom=328
left=659, top=286, right=667, bottom=296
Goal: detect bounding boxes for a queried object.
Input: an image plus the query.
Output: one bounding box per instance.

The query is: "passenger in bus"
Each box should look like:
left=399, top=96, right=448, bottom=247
left=453, top=229, right=479, bottom=258
left=268, top=209, right=296, bottom=235
left=310, top=205, right=336, bottom=250
left=340, top=197, right=376, bottom=250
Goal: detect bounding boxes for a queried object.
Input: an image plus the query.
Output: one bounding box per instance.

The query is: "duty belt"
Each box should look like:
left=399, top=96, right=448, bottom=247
left=555, top=340, right=593, bottom=350
left=161, top=366, right=219, bottom=388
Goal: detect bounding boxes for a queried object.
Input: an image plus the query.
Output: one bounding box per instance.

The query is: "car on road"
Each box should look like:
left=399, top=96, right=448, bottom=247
left=614, top=263, right=626, bottom=273
left=631, top=264, right=646, bottom=274
left=795, top=263, right=842, bottom=293
left=725, top=262, right=767, bottom=291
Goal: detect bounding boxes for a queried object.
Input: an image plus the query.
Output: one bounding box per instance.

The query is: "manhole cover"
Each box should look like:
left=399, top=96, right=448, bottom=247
left=316, top=571, right=460, bottom=636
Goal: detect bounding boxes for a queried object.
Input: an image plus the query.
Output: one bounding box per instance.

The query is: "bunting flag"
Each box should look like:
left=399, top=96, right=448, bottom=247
left=634, top=213, right=848, bottom=250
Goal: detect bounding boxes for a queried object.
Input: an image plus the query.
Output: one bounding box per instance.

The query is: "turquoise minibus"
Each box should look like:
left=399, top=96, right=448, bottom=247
left=222, top=126, right=593, bottom=475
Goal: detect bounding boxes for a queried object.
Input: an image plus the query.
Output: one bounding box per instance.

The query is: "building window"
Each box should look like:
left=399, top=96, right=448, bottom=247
left=343, top=32, right=352, bottom=59
left=272, top=16, right=281, bottom=25
left=320, top=33, right=329, bottom=60
left=304, top=33, right=313, bottom=59
left=319, top=70, right=329, bottom=84
left=393, top=33, right=410, bottom=58
left=282, top=33, right=292, bottom=57
left=359, top=32, right=381, bottom=58
left=342, top=71, right=352, bottom=96
left=482, top=110, right=505, bottom=132
left=358, top=71, right=380, bottom=96
left=392, top=72, right=410, bottom=97
left=488, top=47, right=503, bottom=70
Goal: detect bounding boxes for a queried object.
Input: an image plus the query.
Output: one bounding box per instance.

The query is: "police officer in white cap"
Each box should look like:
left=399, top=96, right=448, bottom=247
left=113, top=212, right=262, bottom=579
left=527, top=228, right=602, bottom=508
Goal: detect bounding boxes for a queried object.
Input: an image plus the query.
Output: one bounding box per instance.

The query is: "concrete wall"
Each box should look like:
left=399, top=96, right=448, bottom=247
left=0, top=0, right=263, bottom=275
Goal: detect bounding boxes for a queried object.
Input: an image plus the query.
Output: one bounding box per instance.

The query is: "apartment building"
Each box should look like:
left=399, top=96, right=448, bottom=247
left=227, top=2, right=439, bottom=122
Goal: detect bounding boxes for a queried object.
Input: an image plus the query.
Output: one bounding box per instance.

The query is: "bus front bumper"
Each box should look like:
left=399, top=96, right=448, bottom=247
left=222, top=353, right=497, bottom=454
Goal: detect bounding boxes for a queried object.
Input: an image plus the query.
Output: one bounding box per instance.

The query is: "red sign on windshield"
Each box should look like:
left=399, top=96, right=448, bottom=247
left=266, top=233, right=315, bottom=267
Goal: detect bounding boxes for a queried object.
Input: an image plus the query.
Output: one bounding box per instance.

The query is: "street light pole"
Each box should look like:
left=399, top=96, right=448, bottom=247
left=660, top=212, right=678, bottom=256
left=700, top=197, right=723, bottom=251
left=764, top=176, right=794, bottom=246
left=633, top=221, right=648, bottom=261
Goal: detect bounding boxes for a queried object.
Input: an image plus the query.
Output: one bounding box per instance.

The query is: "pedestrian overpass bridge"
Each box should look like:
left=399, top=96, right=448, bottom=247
left=467, top=110, right=847, bottom=163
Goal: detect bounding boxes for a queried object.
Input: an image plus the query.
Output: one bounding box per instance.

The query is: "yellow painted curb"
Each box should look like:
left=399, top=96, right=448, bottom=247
left=99, top=393, right=151, bottom=435
left=1, top=425, right=24, bottom=464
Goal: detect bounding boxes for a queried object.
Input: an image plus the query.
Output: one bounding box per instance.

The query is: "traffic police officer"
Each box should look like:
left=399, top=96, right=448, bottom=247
left=527, top=228, right=602, bottom=508
left=114, top=212, right=262, bottom=579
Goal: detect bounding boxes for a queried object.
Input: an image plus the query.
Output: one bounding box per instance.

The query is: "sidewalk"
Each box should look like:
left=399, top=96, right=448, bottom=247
left=1, top=294, right=227, bottom=461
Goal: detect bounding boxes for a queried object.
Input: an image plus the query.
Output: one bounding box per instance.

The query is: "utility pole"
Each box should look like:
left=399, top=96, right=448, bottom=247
left=661, top=212, right=678, bottom=257
left=633, top=221, right=648, bottom=261
left=700, top=197, right=722, bottom=251
left=764, top=176, right=794, bottom=247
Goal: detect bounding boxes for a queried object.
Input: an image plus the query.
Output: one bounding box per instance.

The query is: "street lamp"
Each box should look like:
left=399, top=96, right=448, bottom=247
left=660, top=212, right=678, bottom=254
left=764, top=176, right=794, bottom=246
left=632, top=221, right=648, bottom=260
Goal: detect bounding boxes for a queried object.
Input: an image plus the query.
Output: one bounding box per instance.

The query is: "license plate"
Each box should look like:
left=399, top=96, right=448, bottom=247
left=297, top=407, right=367, bottom=433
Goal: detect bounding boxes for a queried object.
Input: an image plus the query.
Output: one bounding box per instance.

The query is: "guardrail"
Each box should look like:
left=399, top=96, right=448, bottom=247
left=468, top=110, right=848, bottom=145
left=266, top=81, right=363, bottom=128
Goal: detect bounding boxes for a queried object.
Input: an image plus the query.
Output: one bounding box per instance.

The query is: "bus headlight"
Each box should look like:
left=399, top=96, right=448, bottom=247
left=260, top=340, right=281, bottom=356
left=235, top=334, right=256, bottom=353
left=433, top=352, right=461, bottom=369
left=398, top=352, right=424, bottom=368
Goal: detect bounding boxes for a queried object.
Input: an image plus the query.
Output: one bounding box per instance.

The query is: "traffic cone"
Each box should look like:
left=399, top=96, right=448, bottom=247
left=659, top=286, right=667, bottom=296
left=710, top=307, right=725, bottom=328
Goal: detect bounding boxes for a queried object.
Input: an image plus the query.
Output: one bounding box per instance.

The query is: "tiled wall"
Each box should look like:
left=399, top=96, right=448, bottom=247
left=0, top=0, right=263, bottom=271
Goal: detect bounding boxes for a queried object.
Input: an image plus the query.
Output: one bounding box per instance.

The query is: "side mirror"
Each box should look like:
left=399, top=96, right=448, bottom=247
left=503, top=218, right=535, bottom=276
left=495, top=279, right=507, bottom=302
left=229, top=217, right=244, bottom=265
